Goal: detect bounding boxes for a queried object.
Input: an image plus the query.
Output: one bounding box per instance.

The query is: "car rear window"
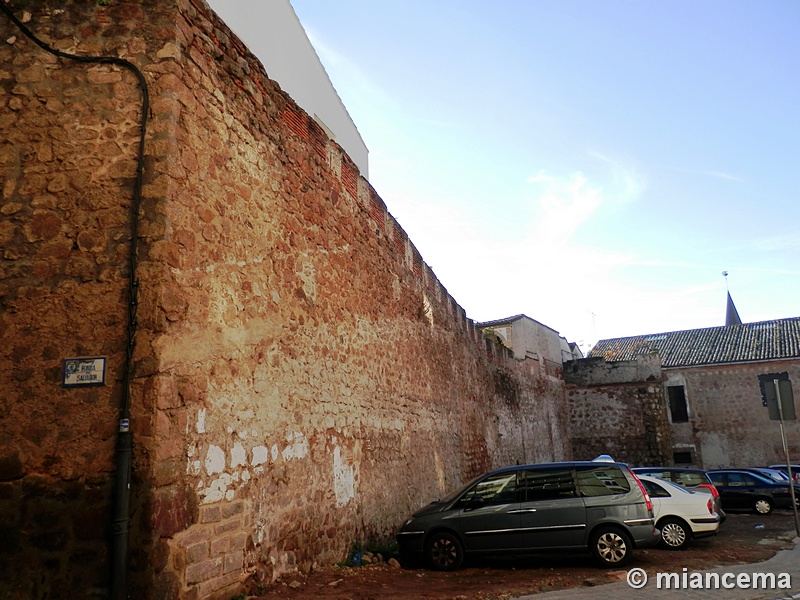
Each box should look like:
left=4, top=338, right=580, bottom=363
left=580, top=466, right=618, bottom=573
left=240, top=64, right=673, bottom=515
left=634, top=468, right=708, bottom=487
left=674, top=472, right=706, bottom=486
left=576, top=466, right=631, bottom=496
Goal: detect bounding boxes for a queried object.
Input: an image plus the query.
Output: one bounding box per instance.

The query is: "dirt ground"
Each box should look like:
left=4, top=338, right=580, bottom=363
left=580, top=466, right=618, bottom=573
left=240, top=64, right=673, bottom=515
left=247, top=511, right=799, bottom=600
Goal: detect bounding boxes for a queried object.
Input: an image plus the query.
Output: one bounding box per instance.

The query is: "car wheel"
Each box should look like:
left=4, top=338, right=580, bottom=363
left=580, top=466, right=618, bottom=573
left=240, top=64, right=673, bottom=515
left=754, top=497, right=773, bottom=515
left=659, top=518, right=691, bottom=550
left=424, top=531, right=464, bottom=571
left=591, top=526, right=633, bottom=567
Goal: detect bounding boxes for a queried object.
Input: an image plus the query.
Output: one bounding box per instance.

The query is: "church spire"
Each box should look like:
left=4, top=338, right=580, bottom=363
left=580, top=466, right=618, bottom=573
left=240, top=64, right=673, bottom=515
left=722, top=271, right=742, bottom=326
left=725, top=291, right=742, bottom=326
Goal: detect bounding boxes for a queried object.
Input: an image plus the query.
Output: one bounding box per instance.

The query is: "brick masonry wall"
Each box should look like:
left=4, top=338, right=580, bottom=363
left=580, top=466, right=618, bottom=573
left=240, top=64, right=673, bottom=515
left=0, top=2, right=572, bottom=598
left=669, top=361, right=800, bottom=469
left=565, top=356, right=672, bottom=466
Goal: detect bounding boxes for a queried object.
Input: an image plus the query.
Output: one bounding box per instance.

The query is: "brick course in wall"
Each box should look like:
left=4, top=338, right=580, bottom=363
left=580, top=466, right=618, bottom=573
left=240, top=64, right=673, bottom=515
left=0, top=2, right=572, bottom=598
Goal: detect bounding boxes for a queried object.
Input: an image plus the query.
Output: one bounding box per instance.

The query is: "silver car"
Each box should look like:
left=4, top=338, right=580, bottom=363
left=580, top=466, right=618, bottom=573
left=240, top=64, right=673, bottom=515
left=396, top=461, right=660, bottom=570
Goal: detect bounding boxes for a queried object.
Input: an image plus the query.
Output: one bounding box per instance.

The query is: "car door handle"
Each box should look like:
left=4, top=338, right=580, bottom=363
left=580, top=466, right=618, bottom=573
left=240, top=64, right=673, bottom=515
left=507, top=508, right=537, bottom=514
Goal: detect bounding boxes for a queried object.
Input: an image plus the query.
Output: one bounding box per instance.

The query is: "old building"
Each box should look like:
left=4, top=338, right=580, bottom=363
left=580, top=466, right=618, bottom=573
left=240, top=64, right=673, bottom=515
left=0, top=2, right=573, bottom=598
left=479, top=314, right=584, bottom=369
left=590, top=316, right=800, bottom=469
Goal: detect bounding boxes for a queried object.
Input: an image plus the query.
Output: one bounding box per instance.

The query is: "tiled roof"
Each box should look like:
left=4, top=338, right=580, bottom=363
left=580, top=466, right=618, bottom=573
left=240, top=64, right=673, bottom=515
left=589, top=317, right=800, bottom=368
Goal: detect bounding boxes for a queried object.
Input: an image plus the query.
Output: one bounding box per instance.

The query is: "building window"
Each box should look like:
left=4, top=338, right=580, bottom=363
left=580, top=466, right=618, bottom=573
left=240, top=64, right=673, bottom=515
left=672, top=450, right=693, bottom=465
left=667, top=385, right=689, bottom=423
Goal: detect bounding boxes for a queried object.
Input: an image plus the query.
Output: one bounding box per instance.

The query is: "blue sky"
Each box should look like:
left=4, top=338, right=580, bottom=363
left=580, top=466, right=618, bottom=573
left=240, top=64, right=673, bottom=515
left=253, top=1, right=798, bottom=351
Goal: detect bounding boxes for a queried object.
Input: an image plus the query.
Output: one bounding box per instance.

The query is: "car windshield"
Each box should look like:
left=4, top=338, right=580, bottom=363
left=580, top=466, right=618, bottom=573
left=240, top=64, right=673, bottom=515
left=439, top=472, right=499, bottom=505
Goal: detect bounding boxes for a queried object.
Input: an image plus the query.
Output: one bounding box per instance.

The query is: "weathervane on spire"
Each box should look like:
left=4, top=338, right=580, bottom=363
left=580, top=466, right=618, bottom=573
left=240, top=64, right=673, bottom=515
left=722, top=270, right=742, bottom=326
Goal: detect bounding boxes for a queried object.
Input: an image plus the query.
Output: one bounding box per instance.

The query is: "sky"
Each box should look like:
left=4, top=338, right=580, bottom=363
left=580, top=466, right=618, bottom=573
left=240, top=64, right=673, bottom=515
left=227, top=1, right=799, bottom=352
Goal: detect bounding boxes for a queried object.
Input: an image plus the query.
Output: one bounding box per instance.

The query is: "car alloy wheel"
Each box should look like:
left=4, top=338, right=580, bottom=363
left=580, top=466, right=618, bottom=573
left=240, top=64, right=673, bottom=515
left=591, top=527, right=632, bottom=567
left=754, top=497, right=773, bottom=515
left=425, top=532, right=464, bottom=571
left=659, top=518, right=690, bottom=550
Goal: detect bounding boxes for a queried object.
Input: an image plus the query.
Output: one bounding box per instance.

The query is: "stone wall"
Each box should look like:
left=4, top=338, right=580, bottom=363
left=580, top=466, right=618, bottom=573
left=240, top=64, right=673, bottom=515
left=0, top=2, right=572, bottom=598
left=667, top=360, right=800, bottom=469
left=565, top=355, right=672, bottom=466
left=0, top=1, right=156, bottom=596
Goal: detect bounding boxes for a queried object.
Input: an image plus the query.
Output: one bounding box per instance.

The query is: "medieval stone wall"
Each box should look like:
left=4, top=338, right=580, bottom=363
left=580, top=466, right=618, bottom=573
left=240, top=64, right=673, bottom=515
left=0, top=1, right=165, bottom=596
left=0, top=2, right=572, bottom=598
left=565, top=355, right=672, bottom=466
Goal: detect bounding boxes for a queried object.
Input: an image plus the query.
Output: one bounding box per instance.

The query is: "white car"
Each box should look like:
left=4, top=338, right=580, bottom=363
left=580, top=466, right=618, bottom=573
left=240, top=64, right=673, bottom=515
left=637, top=474, right=721, bottom=549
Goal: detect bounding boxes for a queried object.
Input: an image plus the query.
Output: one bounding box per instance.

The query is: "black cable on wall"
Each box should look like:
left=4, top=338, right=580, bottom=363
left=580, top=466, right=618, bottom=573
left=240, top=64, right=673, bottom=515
left=1, top=4, right=150, bottom=598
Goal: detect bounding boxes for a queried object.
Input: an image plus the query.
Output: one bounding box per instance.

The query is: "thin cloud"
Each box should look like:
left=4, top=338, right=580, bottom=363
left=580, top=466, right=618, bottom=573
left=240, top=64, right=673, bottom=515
left=662, top=165, right=743, bottom=182
left=526, top=170, right=603, bottom=245
left=588, top=151, right=647, bottom=205
left=524, top=155, right=645, bottom=247
left=720, top=233, right=800, bottom=254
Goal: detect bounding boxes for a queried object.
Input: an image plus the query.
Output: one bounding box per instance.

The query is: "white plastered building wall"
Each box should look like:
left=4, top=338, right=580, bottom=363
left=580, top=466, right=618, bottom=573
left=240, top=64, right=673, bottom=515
left=207, top=0, right=369, bottom=177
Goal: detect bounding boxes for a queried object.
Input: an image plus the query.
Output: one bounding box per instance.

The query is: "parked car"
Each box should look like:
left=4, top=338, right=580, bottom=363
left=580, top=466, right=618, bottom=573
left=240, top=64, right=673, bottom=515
left=395, top=461, right=660, bottom=570
left=637, top=475, right=721, bottom=550
left=631, top=467, right=725, bottom=522
left=768, top=464, right=800, bottom=483
left=708, top=469, right=800, bottom=515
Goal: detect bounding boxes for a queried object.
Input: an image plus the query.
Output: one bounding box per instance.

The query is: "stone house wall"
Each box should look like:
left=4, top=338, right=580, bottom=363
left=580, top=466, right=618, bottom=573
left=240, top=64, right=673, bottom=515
left=0, top=2, right=572, bottom=598
left=564, top=354, right=672, bottom=466
left=666, top=360, right=800, bottom=469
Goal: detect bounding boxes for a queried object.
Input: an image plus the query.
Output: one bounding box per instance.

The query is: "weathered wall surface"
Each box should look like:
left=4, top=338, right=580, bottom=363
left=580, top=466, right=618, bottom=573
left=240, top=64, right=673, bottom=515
left=668, top=361, right=800, bottom=469
left=0, top=2, right=571, bottom=598
left=0, top=2, right=166, bottom=597
left=565, top=355, right=672, bottom=465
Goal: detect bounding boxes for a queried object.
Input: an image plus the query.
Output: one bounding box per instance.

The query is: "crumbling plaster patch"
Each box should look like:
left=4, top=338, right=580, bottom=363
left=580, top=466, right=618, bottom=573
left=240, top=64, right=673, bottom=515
left=333, top=446, right=355, bottom=507
left=191, top=426, right=317, bottom=504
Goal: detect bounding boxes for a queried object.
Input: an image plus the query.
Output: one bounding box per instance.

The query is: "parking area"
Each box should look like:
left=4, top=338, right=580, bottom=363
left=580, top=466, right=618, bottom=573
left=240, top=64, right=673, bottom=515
left=249, top=511, right=799, bottom=600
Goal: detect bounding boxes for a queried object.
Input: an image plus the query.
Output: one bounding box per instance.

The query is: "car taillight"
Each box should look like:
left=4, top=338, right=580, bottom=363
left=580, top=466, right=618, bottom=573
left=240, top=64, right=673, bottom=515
left=707, top=498, right=714, bottom=514
left=699, top=482, right=720, bottom=498
left=630, top=471, right=653, bottom=512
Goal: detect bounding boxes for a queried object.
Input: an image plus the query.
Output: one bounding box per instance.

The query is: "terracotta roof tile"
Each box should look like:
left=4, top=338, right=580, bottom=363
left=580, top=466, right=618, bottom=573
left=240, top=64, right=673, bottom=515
left=589, top=317, right=800, bottom=368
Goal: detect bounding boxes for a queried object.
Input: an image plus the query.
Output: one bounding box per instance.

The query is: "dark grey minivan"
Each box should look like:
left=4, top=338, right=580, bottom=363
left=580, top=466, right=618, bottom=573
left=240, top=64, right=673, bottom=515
left=396, top=461, right=660, bottom=570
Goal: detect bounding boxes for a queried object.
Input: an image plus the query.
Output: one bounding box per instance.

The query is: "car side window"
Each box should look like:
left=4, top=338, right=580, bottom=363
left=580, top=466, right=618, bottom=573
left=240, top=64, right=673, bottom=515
left=521, top=468, right=576, bottom=501
left=727, top=473, right=749, bottom=487
left=576, top=466, right=631, bottom=496
left=709, top=473, right=726, bottom=486
left=640, top=479, right=671, bottom=498
left=461, top=471, right=518, bottom=506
